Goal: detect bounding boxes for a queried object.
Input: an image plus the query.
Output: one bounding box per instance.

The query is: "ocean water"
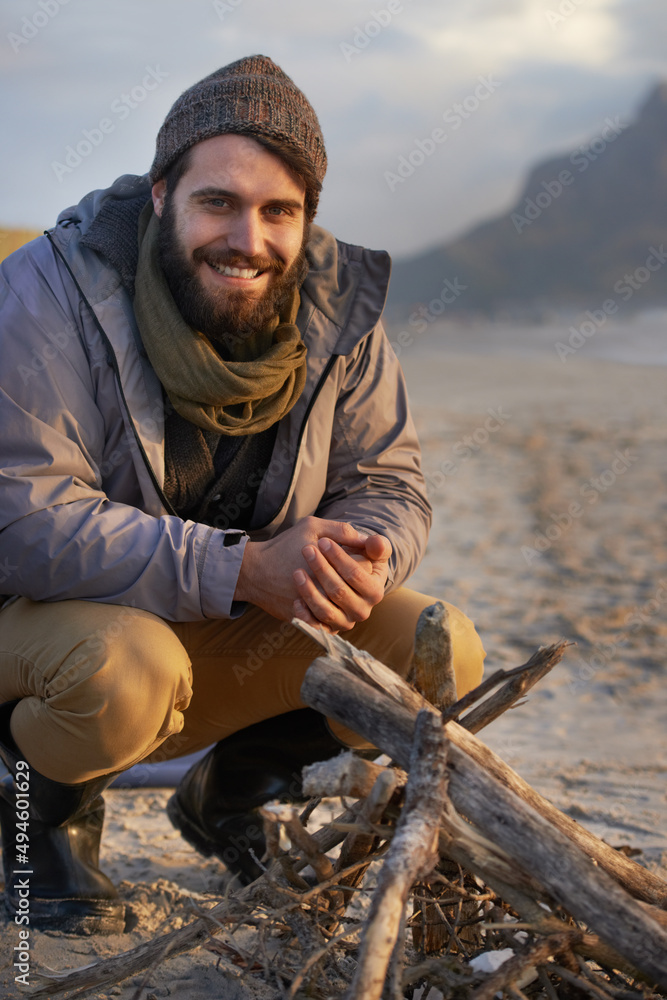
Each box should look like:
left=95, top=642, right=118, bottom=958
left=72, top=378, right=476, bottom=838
left=386, top=309, right=667, bottom=367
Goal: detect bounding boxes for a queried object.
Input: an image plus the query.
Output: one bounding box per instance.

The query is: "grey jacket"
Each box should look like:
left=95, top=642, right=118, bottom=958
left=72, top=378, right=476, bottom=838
left=0, top=175, right=431, bottom=621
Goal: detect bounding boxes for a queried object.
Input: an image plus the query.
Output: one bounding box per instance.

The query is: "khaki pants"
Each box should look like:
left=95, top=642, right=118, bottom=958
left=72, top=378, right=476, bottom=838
left=0, top=589, right=485, bottom=784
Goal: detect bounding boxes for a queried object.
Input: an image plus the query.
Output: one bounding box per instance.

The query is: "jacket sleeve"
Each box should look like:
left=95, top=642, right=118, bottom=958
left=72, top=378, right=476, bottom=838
left=0, top=243, right=246, bottom=621
left=315, top=321, right=432, bottom=591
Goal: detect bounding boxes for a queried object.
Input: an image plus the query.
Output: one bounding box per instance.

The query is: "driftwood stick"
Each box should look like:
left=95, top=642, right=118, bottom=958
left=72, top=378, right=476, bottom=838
left=334, top=767, right=399, bottom=904
left=293, top=617, right=567, bottom=733
left=448, top=720, right=667, bottom=909
left=260, top=803, right=336, bottom=890
left=302, top=805, right=354, bottom=850
left=345, top=711, right=449, bottom=1000
left=441, top=641, right=569, bottom=728
left=302, top=647, right=666, bottom=978
left=301, top=657, right=667, bottom=988
left=28, top=911, right=234, bottom=1000
left=285, top=925, right=360, bottom=1000
left=409, top=601, right=457, bottom=710
left=549, top=963, right=617, bottom=1000
left=439, top=805, right=647, bottom=983
left=293, top=618, right=426, bottom=714
left=262, top=810, right=282, bottom=861
left=469, top=933, right=581, bottom=1000
left=302, top=751, right=403, bottom=799
left=387, top=906, right=409, bottom=1000
left=302, top=635, right=667, bottom=909
left=411, top=879, right=452, bottom=955
left=438, top=800, right=547, bottom=904
left=574, top=955, right=629, bottom=1000
left=457, top=641, right=569, bottom=733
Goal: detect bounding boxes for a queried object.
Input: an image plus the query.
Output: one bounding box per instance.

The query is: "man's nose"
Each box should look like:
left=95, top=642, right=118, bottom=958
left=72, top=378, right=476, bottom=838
left=226, top=210, right=264, bottom=259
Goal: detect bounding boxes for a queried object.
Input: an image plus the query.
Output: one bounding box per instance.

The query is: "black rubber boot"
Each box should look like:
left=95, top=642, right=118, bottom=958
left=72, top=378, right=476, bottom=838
left=167, top=708, right=351, bottom=885
left=0, top=701, right=125, bottom=935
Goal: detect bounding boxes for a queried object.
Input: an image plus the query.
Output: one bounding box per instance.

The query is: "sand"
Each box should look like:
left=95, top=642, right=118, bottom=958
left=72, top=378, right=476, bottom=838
left=0, top=339, right=665, bottom=998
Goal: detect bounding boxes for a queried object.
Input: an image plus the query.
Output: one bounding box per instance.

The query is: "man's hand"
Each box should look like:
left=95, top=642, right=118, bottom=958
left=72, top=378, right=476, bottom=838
left=233, top=516, right=392, bottom=632
left=293, top=532, right=391, bottom=632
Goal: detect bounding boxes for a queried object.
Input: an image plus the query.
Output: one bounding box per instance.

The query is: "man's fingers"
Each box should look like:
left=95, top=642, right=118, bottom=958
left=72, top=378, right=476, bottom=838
left=313, top=518, right=368, bottom=550
left=302, top=545, right=371, bottom=618
left=363, top=533, right=393, bottom=563
left=293, top=598, right=338, bottom=635
left=312, top=538, right=386, bottom=608
left=342, top=548, right=374, bottom=574
left=293, top=568, right=357, bottom=631
left=315, top=538, right=385, bottom=601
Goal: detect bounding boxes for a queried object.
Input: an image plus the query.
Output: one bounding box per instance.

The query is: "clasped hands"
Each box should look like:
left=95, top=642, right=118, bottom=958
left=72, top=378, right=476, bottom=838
left=233, top=515, right=392, bottom=633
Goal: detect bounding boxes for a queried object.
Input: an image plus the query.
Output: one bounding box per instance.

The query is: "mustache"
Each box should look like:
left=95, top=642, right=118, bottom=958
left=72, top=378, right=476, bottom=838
left=193, top=247, right=285, bottom=275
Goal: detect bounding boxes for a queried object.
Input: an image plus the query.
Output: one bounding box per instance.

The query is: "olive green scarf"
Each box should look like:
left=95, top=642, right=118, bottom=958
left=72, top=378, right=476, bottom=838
left=133, top=205, right=307, bottom=436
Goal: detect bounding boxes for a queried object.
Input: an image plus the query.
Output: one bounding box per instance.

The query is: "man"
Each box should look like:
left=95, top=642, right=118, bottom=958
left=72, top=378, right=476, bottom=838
left=0, top=55, right=485, bottom=934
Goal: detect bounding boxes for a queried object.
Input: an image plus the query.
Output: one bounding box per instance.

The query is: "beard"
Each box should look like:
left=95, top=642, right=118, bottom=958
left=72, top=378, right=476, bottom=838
left=157, top=196, right=309, bottom=354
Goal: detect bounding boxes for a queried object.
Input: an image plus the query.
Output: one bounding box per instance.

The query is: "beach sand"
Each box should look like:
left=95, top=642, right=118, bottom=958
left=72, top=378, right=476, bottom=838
left=1, top=346, right=665, bottom=998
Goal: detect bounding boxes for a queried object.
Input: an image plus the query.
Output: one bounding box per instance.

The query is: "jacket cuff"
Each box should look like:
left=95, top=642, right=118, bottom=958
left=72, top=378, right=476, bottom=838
left=198, top=528, right=249, bottom=619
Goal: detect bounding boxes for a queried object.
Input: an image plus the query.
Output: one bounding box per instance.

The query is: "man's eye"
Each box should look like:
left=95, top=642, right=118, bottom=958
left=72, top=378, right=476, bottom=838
left=266, top=206, right=286, bottom=216
left=208, top=198, right=228, bottom=208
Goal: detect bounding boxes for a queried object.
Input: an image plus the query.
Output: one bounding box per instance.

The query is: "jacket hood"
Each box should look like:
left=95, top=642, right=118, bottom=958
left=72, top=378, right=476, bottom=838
left=54, top=174, right=392, bottom=356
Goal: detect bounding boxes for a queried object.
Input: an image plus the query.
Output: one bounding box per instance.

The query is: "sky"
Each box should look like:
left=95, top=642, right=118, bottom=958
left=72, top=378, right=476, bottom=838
left=1, top=0, right=666, bottom=260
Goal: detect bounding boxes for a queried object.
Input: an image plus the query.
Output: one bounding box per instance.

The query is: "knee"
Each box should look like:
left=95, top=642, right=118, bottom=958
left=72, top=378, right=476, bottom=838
left=47, top=608, right=193, bottom=738
left=444, top=602, right=486, bottom=698
left=377, top=588, right=485, bottom=698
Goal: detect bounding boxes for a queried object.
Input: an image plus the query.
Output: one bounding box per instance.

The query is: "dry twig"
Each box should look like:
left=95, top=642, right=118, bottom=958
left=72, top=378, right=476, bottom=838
left=345, top=711, right=449, bottom=1000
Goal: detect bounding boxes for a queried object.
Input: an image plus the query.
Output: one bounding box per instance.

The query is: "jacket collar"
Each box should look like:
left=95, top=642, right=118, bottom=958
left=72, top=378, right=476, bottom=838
left=55, top=174, right=392, bottom=355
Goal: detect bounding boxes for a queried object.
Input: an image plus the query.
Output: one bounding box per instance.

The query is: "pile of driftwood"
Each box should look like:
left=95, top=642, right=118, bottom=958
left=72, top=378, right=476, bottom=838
left=31, top=604, right=667, bottom=1000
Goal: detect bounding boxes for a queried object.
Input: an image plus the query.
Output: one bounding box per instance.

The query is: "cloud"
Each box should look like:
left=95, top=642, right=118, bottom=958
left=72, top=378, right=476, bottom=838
left=0, top=0, right=665, bottom=257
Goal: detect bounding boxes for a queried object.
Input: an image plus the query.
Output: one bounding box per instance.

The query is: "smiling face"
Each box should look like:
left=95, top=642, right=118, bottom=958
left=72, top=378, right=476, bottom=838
left=151, top=133, right=308, bottom=349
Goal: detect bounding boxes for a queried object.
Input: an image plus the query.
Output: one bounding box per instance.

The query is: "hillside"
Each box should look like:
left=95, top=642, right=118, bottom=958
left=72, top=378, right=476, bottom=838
left=386, top=83, right=667, bottom=320
left=0, top=228, right=42, bottom=264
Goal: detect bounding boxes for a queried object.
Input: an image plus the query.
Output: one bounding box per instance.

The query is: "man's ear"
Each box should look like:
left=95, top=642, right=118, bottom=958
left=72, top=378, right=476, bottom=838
left=151, top=179, right=167, bottom=218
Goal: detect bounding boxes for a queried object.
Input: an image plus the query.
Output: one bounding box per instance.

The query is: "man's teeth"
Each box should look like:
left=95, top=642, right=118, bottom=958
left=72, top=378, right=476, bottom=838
left=212, top=264, right=259, bottom=279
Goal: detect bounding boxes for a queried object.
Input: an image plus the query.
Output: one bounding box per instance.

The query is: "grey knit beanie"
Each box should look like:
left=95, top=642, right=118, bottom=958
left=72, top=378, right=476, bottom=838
left=150, top=54, right=327, bottom=195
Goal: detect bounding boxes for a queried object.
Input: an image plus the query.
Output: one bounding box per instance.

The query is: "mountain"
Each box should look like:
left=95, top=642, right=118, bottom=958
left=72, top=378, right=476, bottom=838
left=386, top=83, right=667, bottom=321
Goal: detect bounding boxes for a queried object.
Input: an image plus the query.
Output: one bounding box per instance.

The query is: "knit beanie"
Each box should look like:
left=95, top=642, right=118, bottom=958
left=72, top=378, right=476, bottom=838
left=150, top=54, right=327, bottom=209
